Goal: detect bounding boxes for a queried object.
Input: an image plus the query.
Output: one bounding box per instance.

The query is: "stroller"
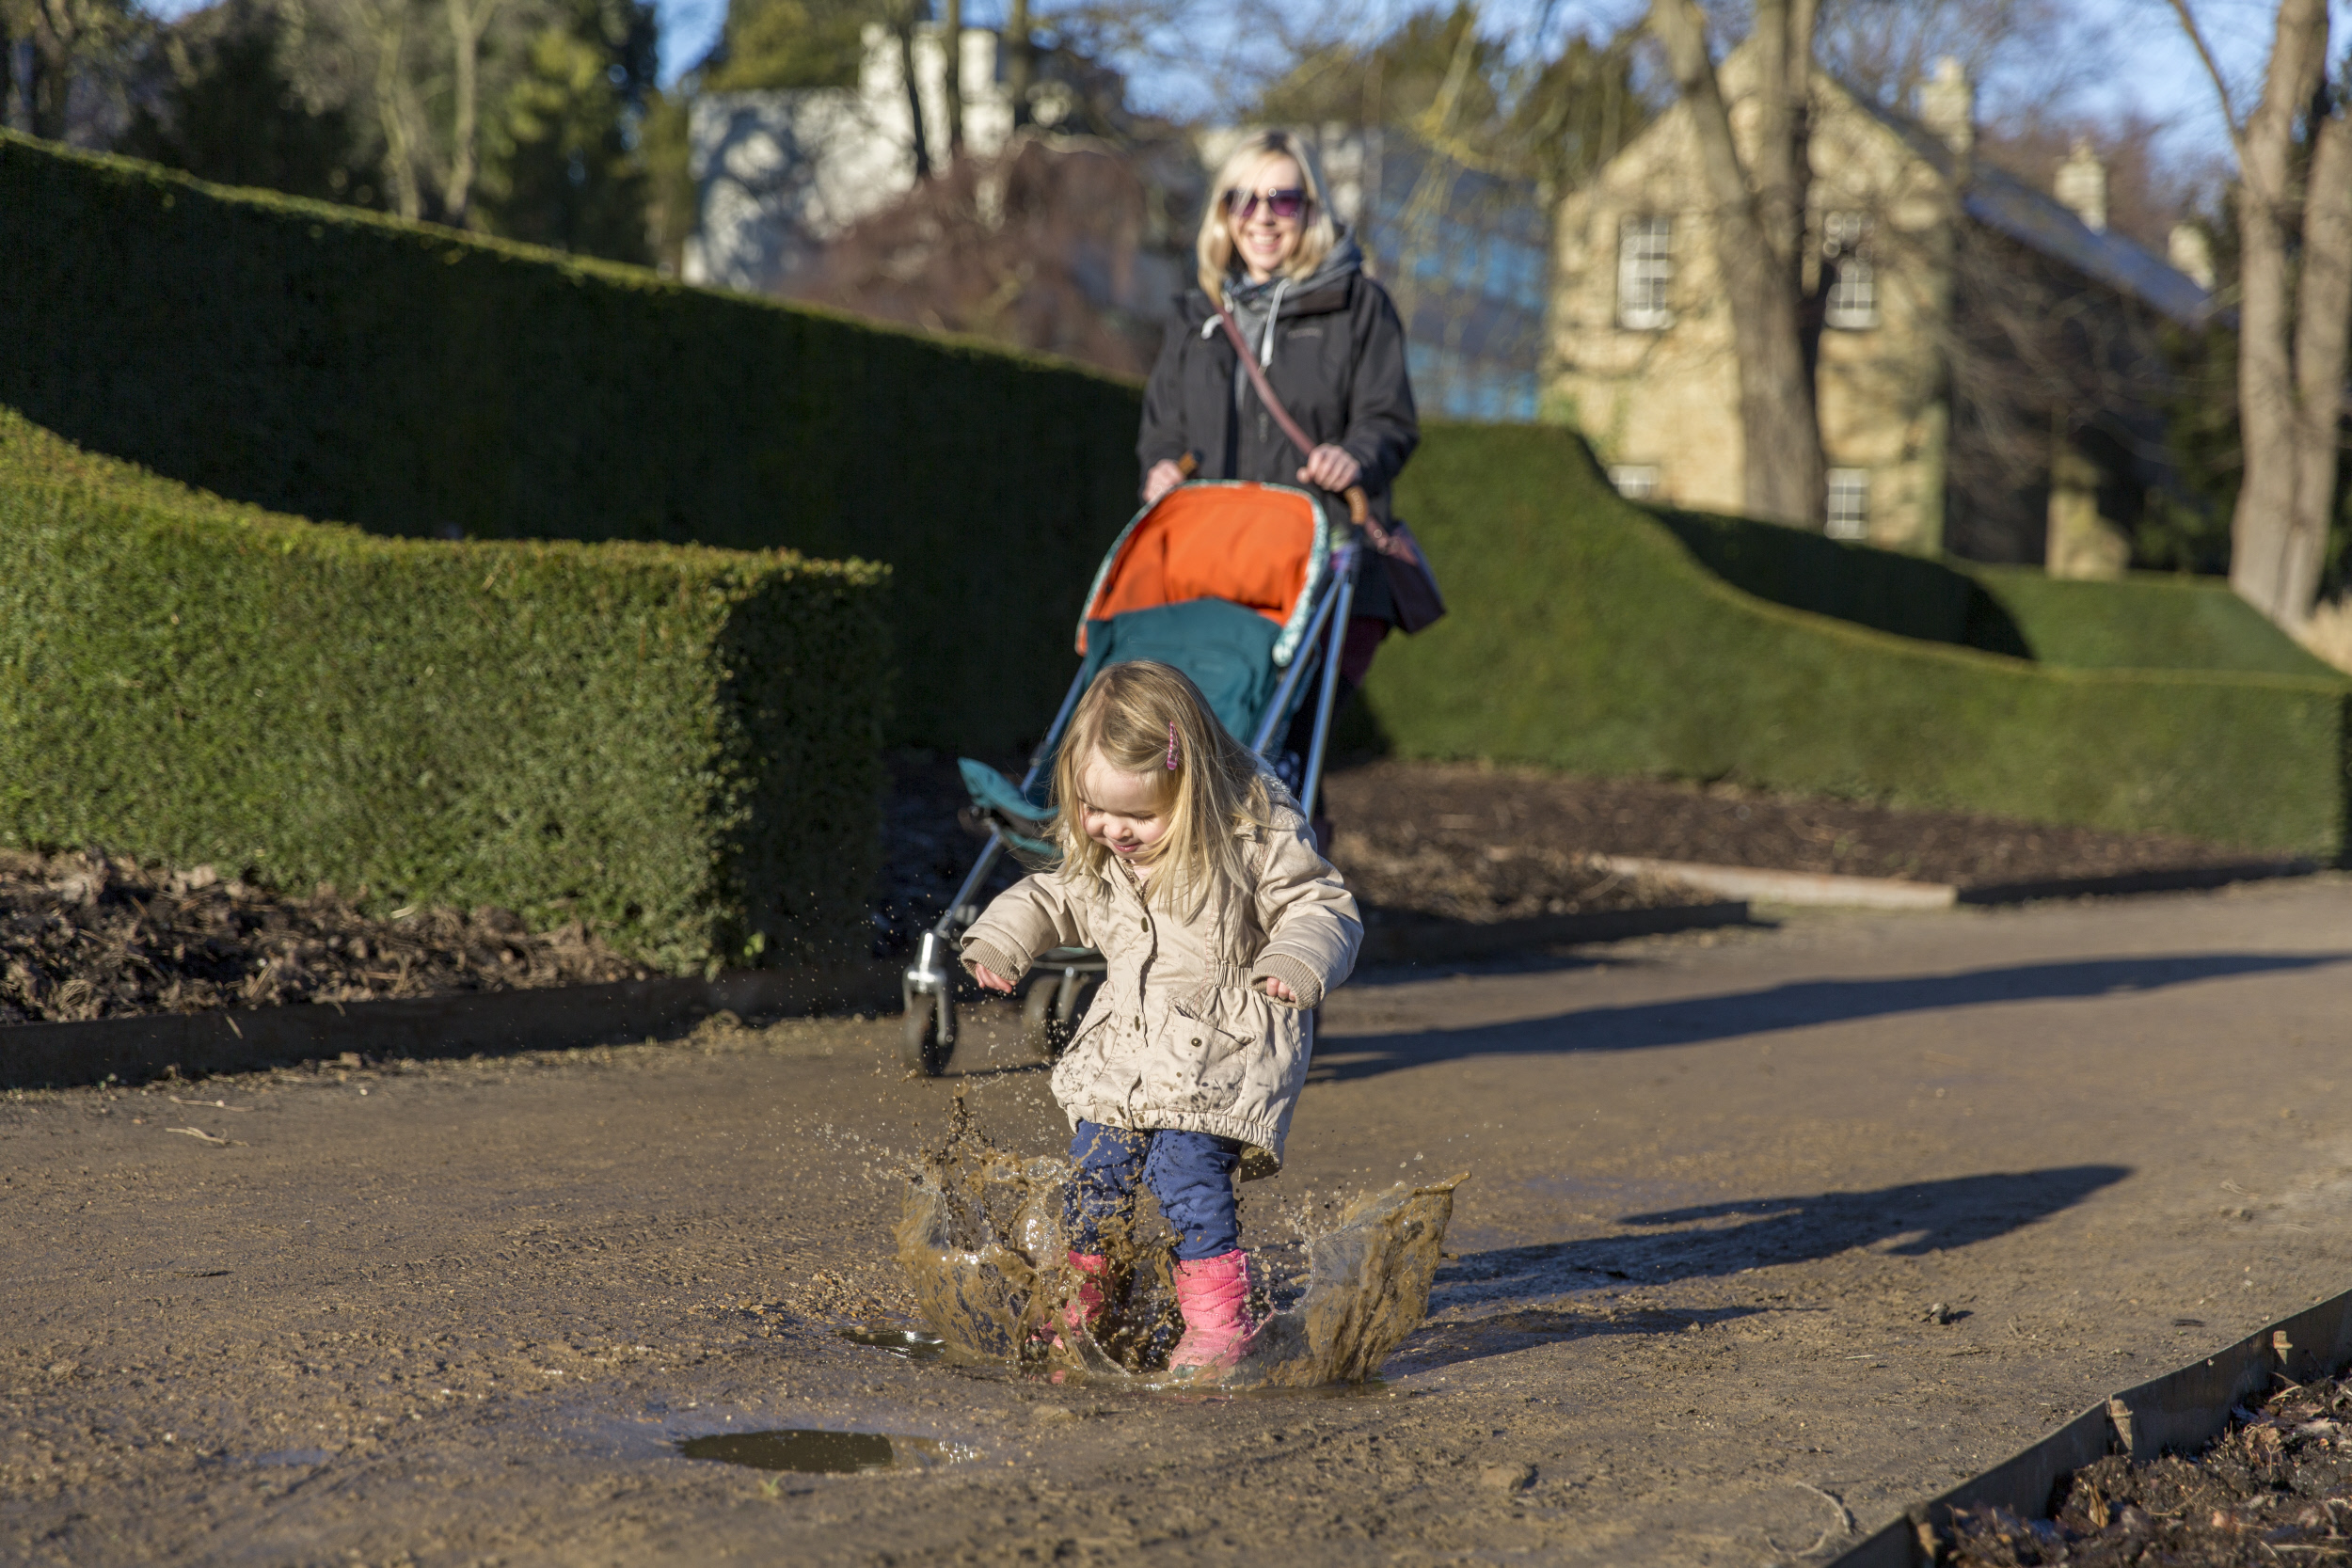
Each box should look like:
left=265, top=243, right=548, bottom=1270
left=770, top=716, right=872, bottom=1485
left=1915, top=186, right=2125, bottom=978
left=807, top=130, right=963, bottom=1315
left=899, top=478, right=1369, bottom=1075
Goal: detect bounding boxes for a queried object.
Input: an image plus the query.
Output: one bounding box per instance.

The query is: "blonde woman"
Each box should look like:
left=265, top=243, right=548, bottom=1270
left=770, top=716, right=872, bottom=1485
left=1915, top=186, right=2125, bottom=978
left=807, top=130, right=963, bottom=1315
left=961, top=661, right=1361, bottom=1376
left=1137, top=130, right=1419, bottom=827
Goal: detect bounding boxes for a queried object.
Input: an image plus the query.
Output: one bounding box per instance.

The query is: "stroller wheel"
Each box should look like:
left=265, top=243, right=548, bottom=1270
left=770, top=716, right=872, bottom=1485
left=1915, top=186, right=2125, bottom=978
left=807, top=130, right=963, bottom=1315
left=1020, top=971, right=1096, bottom=1062
left=901, top=1000, right=950, bottom=1076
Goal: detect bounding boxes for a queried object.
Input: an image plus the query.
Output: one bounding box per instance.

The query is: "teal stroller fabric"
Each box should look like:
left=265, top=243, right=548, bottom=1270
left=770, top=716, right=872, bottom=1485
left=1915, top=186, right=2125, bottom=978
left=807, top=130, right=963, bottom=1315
left=1073, top=599, right=1285, bottom=745
left=957, top=598, right=1290, bottom=859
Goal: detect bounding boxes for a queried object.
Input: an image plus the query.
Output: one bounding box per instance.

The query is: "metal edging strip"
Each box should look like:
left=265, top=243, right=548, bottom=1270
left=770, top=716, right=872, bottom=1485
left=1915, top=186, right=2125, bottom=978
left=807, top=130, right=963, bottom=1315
left=1826, top=1282, right=2352, bottom=1567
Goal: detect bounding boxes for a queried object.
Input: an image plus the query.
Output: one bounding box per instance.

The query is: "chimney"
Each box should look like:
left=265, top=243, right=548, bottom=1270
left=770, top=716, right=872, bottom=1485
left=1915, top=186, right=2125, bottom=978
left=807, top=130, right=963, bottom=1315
left=2055, top=139, right=2107, bottom=231
left=2168, top=223, right=2216, bottom=289
left=1919, top=56, right=1974, bottom=158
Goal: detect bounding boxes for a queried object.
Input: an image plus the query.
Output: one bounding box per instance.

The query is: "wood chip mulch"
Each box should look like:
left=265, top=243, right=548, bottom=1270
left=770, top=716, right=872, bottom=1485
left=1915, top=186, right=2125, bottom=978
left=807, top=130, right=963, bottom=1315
left=1323, top=760, right=2281, bottom=919
left=0, top=848, right=648, bottom=1025
left=1949, top=1370, right=2352, bottom=1565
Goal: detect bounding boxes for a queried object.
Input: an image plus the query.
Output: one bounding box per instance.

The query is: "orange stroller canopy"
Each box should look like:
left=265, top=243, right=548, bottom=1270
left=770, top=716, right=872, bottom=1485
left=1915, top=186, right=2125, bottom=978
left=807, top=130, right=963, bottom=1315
left=1075, top=482, right=1331, bottom=664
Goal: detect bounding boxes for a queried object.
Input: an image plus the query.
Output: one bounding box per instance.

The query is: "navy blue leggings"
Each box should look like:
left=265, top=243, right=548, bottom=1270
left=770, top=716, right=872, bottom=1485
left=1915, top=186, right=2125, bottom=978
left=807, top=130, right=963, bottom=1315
left=1065, top=1120, right=1242, bottom=1261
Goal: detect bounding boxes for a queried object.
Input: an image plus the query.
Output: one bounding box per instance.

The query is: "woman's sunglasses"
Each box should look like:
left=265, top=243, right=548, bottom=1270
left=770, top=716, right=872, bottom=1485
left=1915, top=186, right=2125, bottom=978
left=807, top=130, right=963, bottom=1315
left=1225, top=187, right=1309, bottom=221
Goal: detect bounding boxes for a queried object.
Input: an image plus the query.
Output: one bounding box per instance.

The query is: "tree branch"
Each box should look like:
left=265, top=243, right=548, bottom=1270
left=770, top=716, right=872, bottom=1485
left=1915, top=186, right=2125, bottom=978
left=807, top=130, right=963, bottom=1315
left=2160, top=0, right=2244, bottom=153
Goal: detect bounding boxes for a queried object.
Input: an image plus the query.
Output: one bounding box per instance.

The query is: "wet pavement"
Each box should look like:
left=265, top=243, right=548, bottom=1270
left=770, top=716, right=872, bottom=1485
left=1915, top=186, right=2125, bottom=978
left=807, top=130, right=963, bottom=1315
left=7, top=878, right=2352, bottom=1563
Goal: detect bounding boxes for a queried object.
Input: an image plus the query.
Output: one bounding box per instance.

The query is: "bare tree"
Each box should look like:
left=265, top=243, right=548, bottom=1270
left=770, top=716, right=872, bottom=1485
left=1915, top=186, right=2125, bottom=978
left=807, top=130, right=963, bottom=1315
left=939, top=0, right=961, bottom=156
left=1004, top=0, right=1031, bottom=127
left=441, top=0, right=504, bottom=222
left=2166, top=0, right=2352, bottom=629
left=8, top=0, right=147, bottom=141
left=1646, top=0, right=1825, bottom=524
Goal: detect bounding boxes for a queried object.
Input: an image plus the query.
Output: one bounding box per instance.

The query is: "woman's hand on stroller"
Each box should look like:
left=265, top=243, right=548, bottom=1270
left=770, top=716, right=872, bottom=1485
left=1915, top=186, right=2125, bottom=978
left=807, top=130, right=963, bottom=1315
left=1143, top=459, right=1189, bottom=506
left=1296, top=444, right=1360, bottom=494
left=1255, top=975, right=1299, bottom=1005
left=972, top=963, right=1016, bottom=994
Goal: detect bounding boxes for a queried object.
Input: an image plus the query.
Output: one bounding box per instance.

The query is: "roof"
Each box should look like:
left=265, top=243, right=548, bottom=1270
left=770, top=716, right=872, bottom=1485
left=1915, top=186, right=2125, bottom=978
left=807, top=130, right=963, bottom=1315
left=1850, top=91, right=2214, bottom=328
left=1959, top=163, right=2213, bottom=327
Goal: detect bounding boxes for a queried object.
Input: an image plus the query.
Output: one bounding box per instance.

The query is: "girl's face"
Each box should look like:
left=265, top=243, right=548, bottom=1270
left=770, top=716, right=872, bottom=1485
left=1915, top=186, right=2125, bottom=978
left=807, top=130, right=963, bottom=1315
left=1076, top=749, right=1171, bottom=863
left=1229, top=153, right=1308, bottom=282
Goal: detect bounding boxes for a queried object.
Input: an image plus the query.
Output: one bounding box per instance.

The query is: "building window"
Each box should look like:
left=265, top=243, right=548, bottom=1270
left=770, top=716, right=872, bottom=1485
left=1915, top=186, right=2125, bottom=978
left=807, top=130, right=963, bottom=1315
left=1825, top=467, right=1870, bottom=539
left=1822, top=211, right=1877, bottom=330
left=1609, top=464, right=1661, bottom=500
left=1616, top=216, right=1673, bottom=329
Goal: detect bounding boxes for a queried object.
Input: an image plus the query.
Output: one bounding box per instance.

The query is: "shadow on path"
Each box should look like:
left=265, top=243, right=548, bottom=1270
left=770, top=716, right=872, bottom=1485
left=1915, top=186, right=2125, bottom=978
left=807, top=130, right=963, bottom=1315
left=1313, top=953, right=2349, bottom=1084
left=1431, top=1164, right=2130, bottom=1313
left=1385, top=1301, right=1784, bottom=1376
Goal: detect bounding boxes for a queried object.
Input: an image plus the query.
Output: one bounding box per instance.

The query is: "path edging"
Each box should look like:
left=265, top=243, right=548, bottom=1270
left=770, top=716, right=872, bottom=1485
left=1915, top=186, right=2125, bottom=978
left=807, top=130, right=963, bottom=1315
left=1598, top=854, right=2317, bottom=912
left=1827, top=1286, right=2352, bottom=1566
left=0, top=960, right=903, bottom=1090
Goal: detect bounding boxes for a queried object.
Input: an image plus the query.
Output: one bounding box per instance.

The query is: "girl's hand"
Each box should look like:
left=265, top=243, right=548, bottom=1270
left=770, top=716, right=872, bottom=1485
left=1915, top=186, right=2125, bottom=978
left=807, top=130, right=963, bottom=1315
left=1297, top=444, right=1360, bottom=493
left=973, top=964, right=1015, bottom=994
left=1257, top=975, right=1299, bottom=1005
left=1143, top=460, right=1188, bottom=505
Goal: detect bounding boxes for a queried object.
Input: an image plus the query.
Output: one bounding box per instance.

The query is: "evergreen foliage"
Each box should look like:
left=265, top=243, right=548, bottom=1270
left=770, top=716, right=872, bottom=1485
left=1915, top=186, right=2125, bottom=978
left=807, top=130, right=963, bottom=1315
left=0, top=131, right=1140, bottom=754
left=1370, top=425, right=2350, bottom=857
left=0, top=406, right=889, bottom=971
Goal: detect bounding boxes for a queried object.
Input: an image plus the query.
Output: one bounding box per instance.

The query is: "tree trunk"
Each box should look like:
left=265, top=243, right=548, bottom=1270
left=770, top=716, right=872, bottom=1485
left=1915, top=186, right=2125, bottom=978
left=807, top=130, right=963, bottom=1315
left=2217, top=0, right=2346, bottom=626
left=2284, top=108, right=2352, bottom=613
left=441, top=0, right=499, bottom=225
left=893, top=14, right=929, bottom=181
left=940, top=0, right=962, bottom=157
left=1646, top=0, right=1825, bottom=527
left=361, top=0, right=423, bottom=221
left=1004, top=0, right=1030, bottom=131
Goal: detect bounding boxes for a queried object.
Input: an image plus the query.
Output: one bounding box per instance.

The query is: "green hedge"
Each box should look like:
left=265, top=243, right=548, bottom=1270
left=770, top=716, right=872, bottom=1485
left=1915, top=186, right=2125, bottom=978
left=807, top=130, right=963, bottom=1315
left=1371, top=425, right=2351, bottom=857
left=0, top=131, right=1138, bottom=753
left=1652, top=499, right=2335, bottom=678
left=1966, top=565, right=2340, bottom=677
left=0, top=407, right=890, bottom=970
left=1653, top=506, right=2030, bottom=657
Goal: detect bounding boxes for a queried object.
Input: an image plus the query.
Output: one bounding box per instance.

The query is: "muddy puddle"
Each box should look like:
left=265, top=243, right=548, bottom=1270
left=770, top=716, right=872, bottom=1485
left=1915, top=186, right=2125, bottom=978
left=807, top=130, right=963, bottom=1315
left=836, top=1325, right=947, bottom=1362
left=677, top=1429, right=968, bottom=1474
left=895, top=1095, right=1463, bottom=1388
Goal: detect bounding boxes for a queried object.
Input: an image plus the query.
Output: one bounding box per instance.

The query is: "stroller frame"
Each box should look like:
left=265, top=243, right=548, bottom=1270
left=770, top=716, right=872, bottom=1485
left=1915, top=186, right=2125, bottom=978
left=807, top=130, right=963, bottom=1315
left=900, top=537, right=1362, bottom=1075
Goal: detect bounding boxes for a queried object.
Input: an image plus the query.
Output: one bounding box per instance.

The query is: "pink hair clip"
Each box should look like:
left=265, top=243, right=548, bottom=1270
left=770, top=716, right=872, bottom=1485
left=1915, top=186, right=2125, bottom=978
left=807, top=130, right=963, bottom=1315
left=1167, top=721, right=1180, bottom=770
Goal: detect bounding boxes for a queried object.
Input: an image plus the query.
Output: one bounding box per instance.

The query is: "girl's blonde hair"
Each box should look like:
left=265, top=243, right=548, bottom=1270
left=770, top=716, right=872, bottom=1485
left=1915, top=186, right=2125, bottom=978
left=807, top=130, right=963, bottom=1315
left=1051, top=661, right=1275, bottom=911
left=1195, top=129, right=1341, bottom=300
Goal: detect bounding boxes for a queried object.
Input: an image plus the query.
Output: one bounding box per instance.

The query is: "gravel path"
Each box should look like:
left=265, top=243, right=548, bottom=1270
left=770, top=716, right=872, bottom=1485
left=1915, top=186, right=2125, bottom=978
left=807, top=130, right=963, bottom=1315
left=7, top=879, right=2352, bottom=1564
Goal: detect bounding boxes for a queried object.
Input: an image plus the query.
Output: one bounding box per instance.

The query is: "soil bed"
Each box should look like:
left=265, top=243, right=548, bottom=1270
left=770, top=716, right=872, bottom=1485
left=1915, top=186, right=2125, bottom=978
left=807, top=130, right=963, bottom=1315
left=1324, top=760, right=2271, bottom=895
left=3, top=755, right=2272, bottom=1026
left=0, top=848, right=647, bottom=1025
left=1950, top=1371, right=2352, bottom=1565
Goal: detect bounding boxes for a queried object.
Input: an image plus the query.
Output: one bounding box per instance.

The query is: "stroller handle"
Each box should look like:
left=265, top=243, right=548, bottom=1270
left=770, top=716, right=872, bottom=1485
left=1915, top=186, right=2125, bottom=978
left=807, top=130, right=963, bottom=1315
left=1171, top=451, right=1369, bottom=526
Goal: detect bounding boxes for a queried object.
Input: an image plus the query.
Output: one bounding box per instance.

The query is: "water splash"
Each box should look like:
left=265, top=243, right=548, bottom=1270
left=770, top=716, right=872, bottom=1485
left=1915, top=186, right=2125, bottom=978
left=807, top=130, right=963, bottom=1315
left=895, top=1091, right=1463, bottom=1387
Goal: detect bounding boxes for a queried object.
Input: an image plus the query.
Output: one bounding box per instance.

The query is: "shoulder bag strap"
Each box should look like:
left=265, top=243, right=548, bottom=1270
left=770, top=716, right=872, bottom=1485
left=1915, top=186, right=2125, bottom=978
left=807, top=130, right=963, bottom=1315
left=1212, top=301, right=1373, bottom=529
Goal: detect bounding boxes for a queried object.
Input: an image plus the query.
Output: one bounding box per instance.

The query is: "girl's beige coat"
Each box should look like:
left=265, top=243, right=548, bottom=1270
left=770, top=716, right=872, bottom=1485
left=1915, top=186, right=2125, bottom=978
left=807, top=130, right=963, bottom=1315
left=960, top=800, right=1360, bottom=1175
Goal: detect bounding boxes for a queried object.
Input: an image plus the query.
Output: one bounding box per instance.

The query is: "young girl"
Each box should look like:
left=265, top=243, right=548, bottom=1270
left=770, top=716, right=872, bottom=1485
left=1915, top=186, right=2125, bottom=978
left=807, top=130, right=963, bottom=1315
left=961, top=660, right=1361, bottom=1374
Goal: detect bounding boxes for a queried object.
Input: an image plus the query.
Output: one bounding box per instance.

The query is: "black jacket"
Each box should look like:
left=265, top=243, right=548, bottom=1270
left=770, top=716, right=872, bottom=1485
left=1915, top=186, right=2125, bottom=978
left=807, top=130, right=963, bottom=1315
left=1137, top=273, right=1420, bottom=531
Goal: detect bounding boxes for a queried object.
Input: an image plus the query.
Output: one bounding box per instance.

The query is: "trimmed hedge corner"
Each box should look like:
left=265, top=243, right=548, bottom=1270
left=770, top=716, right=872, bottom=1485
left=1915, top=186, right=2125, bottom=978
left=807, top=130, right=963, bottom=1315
left=0, top=408, right=890, bottom=972
left=0, top=131, right=1137, bottom=754
left=1654, top=506, right=2338, bottom=679
left=1965, top=565, right=2342, bottom=678
left=1371, top=425, right=2351, bottom=858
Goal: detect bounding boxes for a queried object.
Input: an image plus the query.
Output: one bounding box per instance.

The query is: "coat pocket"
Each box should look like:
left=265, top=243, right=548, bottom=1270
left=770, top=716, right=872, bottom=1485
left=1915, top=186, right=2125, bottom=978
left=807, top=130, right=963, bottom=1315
left=1169, top=984, right=1274, bottom=1095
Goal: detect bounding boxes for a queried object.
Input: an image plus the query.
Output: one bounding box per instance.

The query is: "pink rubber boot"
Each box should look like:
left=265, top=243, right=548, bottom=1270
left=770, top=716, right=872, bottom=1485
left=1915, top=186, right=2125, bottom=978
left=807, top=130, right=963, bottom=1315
left=1055, top=1252, right=1108, bottom=1347
left=1167, top=1250, right=1258, bottom=1374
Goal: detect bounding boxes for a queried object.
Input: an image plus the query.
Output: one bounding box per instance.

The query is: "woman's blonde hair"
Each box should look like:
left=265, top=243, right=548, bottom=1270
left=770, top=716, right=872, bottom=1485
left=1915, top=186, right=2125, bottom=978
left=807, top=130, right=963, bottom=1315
left=1050, top=661, right=1276, bottom=911
left=1196, top=129, right=1341, bottom=300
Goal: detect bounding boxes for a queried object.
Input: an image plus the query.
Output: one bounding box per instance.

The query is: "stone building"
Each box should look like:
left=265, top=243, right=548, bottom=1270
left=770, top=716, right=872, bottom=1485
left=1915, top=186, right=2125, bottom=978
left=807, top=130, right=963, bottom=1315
left=1546, top=51, right=2212, bottom=569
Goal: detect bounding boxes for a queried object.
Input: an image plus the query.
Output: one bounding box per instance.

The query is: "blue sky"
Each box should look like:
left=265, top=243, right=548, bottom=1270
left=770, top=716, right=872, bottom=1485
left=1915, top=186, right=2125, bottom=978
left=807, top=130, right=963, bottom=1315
left=135, top=0, right=2344, bottom=163
left=643, top=0, right=2341, bottom=159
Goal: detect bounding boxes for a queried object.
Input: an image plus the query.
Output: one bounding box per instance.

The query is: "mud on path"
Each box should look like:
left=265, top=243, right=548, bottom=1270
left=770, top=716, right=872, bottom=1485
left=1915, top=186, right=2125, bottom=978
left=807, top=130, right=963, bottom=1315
left=8, top=879, right=2352, bottom=1564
